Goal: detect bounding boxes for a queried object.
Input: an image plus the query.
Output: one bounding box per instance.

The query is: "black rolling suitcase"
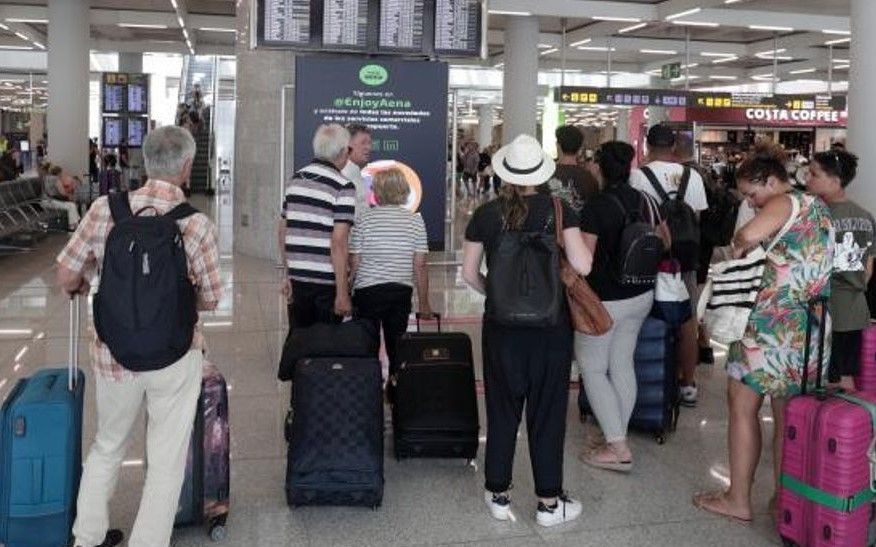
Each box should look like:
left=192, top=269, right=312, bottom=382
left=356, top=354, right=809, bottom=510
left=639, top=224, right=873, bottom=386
left=285, top=357, right=384, bottom=508
left=392, top=314, right=479, bottom=460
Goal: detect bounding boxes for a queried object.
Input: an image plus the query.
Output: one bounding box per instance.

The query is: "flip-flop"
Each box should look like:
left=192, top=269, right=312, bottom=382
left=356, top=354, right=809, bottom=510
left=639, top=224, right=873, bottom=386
left=693, top=491, right=753, bottom=525
left=579, top=448, right=633, bottom=473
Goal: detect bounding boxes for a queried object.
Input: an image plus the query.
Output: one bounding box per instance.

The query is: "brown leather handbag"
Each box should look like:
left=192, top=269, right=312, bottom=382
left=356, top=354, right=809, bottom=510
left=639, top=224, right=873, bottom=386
left=553, top=198, right=613, bottom=336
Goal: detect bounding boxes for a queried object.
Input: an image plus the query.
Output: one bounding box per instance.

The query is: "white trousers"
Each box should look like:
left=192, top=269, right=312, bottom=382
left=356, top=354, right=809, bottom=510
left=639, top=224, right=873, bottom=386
left=44, top=198, right=80, bottom=229
left=72, top=350, right=202, bottom=547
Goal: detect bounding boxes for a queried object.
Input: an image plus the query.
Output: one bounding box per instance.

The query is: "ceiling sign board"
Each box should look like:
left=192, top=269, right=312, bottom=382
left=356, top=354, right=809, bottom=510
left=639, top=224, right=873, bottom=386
left=556, top=86, right=847, bottom=112
left=257, top=0, right=484, bottom=58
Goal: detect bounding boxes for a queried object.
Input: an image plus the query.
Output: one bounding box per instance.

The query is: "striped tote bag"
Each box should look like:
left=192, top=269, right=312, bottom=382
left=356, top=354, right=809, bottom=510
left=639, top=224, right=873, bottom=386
left=698, top=194, right=800, bottom=344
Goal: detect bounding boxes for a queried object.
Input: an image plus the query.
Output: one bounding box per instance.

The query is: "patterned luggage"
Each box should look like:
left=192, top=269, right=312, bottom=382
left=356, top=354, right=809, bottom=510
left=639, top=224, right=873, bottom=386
left=392, top=314, right=479, bottom=460
left=779, top=298, right=876, bottom=547
left=578, top=317, right=679, bottom=444
left=0, top=298, right=85, bottom=547
left=175, top=362, right=230, bottom=542
left=285, top=357, right=383, bottom=508
left=855, top=324, right=876, bottom=392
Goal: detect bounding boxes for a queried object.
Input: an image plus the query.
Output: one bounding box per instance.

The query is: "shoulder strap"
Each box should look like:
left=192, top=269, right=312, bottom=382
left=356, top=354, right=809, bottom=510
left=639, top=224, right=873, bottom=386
left=165, top=202, right=199, bottom=221
left=553, top=197, right=564, bottom=249
left=764, top=193, right=801, bottom=254
left=108, top=191, right=133, bottom=223
left=605, top=192, right=633, bottom=227
left=678, top=166, right=691, bottom=201
left=641, top=166, right=671, bottom=203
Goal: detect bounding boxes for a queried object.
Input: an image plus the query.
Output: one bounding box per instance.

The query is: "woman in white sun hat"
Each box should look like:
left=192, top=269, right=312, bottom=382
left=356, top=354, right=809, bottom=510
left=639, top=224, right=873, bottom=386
left=462, top=134, right=593, bottom=528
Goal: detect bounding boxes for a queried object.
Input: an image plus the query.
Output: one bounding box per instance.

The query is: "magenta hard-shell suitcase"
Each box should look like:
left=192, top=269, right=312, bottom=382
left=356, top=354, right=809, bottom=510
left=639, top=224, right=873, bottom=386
left=855, top=325, right=876, bottom=393
left=778, top=299, right=876, bottom=547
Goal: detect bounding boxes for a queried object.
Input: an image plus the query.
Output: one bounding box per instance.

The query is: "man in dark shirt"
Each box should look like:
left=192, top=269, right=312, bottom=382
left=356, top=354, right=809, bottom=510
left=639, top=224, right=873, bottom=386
left=548, top=126, right=599, bottom=214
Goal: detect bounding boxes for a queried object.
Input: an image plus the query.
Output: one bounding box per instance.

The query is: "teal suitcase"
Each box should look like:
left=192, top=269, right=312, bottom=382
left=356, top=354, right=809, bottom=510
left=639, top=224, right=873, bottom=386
left=0, top=298, right=85, bottom=547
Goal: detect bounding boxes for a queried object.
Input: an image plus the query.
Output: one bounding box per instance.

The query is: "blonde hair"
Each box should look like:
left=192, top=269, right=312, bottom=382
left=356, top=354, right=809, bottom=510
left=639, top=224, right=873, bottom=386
left=373, top=168, right=410, bottom=206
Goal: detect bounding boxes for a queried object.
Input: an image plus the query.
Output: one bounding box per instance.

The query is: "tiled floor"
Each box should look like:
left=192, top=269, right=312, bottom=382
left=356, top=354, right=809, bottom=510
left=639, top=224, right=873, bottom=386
left=0, top=193, right=784, bottom=546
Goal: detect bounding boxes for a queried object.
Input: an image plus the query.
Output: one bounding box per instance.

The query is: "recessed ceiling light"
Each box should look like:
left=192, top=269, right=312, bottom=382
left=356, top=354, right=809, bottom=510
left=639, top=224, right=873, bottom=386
left=825, top=37, right=851, bottom=46
left=789, top=68, right=817, bottom=74
left=640, top=49, right=678, bottom=55
left=487, top=10, right=532, bottom=16
left=709, top=75, right=738, bottom=80
left=118, top=23, right=169, bottom=29
left=711, top=56, right=739, bottom=64
left=749, top=25, right=794, bottom=32
left=539, top=48, right=558, bottom=56
left=823, top=30, right=851, bottom=36
left=13, top=32, right=28, bottom=40
left=673, top=21, right=720, bottom=28
left=700, top=52, right=737, bottom=57
left=0, top=45, right=32, bottom=50
left=5, top=18, right=48, bottom=24
left=666, top=8, right=702, bottom=21
left=618, top=23, right=647, bottom=34
left=592, top=16, right=641, bottom=23
left=577, top=46, right=616, bottom=52
left=569, top=39, right=592, bottom=47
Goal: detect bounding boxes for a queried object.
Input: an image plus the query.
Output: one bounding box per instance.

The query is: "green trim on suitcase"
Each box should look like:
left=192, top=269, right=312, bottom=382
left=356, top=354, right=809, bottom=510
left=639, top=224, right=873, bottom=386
left=780, top=474, right=874, bottom=513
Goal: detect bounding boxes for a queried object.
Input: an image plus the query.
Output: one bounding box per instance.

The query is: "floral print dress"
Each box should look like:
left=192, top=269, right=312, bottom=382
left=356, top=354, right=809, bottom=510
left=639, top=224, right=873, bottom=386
left=726, top=191, right=834, bottom=397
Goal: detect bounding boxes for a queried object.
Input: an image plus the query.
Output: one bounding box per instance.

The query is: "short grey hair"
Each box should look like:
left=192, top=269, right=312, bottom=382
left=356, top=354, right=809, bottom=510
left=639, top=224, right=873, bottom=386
left=143, top=125, right=196, bottom=180
left=312, top=124, right=350, bottom=162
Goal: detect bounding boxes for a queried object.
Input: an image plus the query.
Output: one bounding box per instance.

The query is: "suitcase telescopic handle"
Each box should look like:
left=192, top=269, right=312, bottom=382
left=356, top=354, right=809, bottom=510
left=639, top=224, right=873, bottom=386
left=415, top=312, right=442, bottom=333
left=801, top=297, right=828, bottom=398
left=68, top=296, right=80, bottom=392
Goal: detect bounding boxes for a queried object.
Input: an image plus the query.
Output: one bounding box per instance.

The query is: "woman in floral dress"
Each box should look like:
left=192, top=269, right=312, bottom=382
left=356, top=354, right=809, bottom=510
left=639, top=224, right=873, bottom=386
left=694, top=144, right=834, bottom=523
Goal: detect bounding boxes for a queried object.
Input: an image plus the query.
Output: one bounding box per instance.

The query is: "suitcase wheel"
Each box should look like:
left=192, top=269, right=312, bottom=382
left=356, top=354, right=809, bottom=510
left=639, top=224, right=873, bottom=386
left=654, top=431, right=666, bottom=445
left=208, top=516, right=228, bottom=542
left=781, top=538, right=799, bottom=547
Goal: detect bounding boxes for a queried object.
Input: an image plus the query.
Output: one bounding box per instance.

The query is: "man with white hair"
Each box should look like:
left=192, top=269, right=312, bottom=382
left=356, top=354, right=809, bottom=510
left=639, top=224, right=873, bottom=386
left=280, top=123, right=357, bottom=327
left=56, top=125, right=221, bottom=547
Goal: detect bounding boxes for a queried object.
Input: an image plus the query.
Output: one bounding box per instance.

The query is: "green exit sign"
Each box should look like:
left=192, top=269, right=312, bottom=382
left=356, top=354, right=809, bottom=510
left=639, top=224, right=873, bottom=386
left=661, top=63, right=681, bottom=80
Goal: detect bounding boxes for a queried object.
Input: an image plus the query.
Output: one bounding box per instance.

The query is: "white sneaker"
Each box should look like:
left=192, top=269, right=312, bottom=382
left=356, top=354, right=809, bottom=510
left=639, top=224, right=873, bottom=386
left=536, top=493, right=582, bottom=527
left=680, top=384, right=698, bottom=407
left=484, top=491, right=512, bottom=521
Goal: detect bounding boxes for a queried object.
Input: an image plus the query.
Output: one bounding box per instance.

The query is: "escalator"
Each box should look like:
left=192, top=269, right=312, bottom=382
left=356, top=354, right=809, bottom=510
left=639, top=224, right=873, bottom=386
left=179, top=56, right=218, bottom=194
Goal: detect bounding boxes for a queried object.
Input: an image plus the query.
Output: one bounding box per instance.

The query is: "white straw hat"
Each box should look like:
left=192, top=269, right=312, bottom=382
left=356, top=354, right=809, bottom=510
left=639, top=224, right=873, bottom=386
left=491, top=134, right=556, bottom=187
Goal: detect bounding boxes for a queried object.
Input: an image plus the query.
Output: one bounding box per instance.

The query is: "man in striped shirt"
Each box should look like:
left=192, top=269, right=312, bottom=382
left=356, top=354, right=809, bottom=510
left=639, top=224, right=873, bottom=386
left=281, top=124, right=357, bottom=327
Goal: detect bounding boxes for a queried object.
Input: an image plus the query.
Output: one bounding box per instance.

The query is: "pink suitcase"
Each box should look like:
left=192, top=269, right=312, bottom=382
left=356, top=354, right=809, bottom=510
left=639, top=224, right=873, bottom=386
left=855, top=325, right=876, bottom=393
left=779, top=300, right=876, bottom=547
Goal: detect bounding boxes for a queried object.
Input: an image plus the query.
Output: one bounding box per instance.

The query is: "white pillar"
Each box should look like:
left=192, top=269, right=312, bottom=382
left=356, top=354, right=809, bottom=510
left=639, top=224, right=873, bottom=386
left=615, top=109, right=630, bottom=142
left=502, top=16, right=539, bottom=144
left=847, top=0, right=876, bottom=213
left=47, top=0, right=89, bottom=177
left=477, top=105, right=493, bottom=149
left=118, top=52, right=143, bottom=74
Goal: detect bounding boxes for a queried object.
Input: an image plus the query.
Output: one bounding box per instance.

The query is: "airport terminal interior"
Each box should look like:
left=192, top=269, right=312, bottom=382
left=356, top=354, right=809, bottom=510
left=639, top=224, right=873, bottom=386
left=0, top=0, right=874, bottom=546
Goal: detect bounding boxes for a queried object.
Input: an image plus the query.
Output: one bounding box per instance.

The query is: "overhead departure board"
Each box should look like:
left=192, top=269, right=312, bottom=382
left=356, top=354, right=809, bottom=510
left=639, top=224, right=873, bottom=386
left=434, top=0, right=481, bottom=56
left=263, top=0, right=311, bottom=44
left=102, top=73, right=127, bottom=114
left=379, top=0, right=426, bottom=52
left=127, top=74, right=149, bottom=115
left=322, top=0, right=368, bottom=49
left=257, top=0, right=483, bottom=58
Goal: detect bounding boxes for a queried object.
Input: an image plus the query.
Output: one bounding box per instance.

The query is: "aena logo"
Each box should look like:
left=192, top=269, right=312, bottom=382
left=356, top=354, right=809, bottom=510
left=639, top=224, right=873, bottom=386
left=359, top=64, right=388, bottom=86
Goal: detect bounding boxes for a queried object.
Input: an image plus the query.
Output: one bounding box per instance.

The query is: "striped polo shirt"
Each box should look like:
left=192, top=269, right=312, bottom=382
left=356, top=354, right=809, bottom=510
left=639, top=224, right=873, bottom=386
left=283, top=159, right=356, bottom=285
left=350, top=206, right=429, bottom=290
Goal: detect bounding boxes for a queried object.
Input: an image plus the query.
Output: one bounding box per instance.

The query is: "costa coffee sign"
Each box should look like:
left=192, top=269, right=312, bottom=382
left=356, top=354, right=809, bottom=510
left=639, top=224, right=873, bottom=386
left=744, top=108, right=842, bottom=123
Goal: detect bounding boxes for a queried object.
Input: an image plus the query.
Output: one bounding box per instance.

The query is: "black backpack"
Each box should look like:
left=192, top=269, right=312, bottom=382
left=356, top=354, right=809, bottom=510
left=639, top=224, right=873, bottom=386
left=641, top=165, right=701, bottom=271
left=605, top=191, right=664, bottom=286
left=485, top=209, right=564, bottom=328
left=93, top=192, right=199, bottom=371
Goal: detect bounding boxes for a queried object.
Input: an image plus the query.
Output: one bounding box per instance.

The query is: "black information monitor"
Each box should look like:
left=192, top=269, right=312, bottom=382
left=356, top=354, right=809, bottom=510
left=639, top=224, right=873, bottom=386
left=257, top=0, right=483, bottom=58
left=127, top=118, right=148, bottom=148
left=102, top=118, right=125, bottom=148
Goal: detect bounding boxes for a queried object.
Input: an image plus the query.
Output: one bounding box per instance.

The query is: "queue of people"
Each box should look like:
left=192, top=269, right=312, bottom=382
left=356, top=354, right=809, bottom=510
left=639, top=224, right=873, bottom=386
left=49, top=118, right=872, bottom=545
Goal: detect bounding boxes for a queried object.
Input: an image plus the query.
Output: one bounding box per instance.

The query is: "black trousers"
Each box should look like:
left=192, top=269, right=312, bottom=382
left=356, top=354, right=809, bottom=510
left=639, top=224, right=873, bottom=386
left=482, top=320, right=573, bottom=498
left=287, top=281, right=342, bottom=329
left=829, top=329, right=862, bottom=382
left=353, top=283, right=413, bottom=379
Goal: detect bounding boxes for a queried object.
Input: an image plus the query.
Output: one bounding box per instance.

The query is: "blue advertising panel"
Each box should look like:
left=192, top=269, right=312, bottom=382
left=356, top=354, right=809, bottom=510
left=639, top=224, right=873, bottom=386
left=294, top=56, right=449, bottom=249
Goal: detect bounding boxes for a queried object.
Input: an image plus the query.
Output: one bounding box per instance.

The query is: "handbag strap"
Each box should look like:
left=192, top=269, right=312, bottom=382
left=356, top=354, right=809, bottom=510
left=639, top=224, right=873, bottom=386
left=764, top=192, right=800, bottom=254
left=553, top=197, right=564, bottom=249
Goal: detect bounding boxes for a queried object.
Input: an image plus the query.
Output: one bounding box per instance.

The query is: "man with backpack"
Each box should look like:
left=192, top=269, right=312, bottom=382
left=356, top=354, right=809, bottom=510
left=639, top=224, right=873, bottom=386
left=56, top=125, right=221, bottom=547
left=629, top=124, right=709, bottom=407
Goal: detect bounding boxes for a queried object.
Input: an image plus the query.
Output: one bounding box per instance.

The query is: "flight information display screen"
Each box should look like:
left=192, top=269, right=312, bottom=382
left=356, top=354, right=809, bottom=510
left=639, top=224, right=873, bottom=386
left=102, top=72, right=149, bottom=114
left=257, top=0, right=483, bottom=58
left=102, top=118, right=125, bottom=148
left=127, top=118, right=148, bottom=148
